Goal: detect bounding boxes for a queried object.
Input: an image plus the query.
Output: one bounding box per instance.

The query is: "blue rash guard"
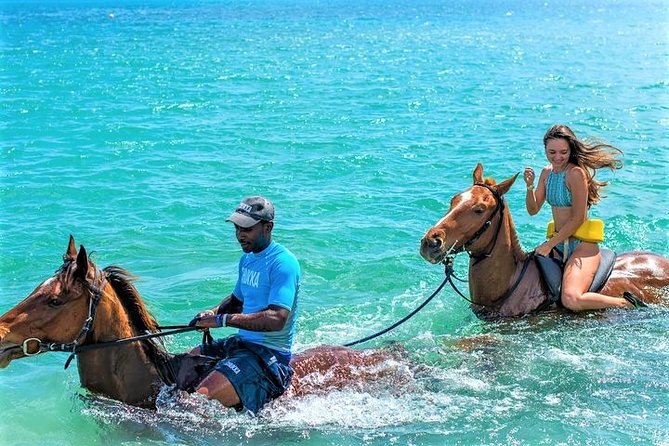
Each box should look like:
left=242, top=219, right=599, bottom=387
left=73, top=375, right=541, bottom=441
left=232, top=241, right=300, bottom=361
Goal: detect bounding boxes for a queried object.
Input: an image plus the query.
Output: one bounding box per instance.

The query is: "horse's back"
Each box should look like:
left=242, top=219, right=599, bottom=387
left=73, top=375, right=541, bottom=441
left=291, top=345, right=391, bottom=375
left=288, top=345, right=399, bottom=396
left=603, top=251, right=669, bottom=303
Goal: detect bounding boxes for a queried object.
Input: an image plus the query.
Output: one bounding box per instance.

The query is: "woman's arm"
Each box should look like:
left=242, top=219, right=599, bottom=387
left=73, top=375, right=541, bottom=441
left=525, top=167, right=548, bottom=215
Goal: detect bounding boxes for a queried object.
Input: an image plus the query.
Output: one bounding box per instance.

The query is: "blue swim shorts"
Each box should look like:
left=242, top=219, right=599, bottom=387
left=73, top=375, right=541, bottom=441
left=199, top=335, right=293, bottom=414
left=552, top=239, right=582, bottom=261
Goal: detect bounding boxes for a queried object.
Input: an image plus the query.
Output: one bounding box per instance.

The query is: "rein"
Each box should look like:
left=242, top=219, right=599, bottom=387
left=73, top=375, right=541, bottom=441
left=443, top=254, right=534, bottom=309
left=342, top=185, right=513, bottom=346
left=20, top=267, right=199, bottom=369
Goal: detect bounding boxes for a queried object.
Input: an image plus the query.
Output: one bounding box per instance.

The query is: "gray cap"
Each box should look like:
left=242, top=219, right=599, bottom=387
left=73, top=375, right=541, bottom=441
left=226, top=196, right=275, bottom=228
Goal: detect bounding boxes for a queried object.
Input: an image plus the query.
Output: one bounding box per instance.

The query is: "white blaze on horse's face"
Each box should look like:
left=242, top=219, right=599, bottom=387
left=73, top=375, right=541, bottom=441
left=420, top=186, right=497, bottom=263
left=434, top=190, right=473, bottom=228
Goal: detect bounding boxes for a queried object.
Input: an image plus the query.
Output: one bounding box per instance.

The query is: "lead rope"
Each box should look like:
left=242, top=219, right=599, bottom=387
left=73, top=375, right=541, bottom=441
left=343, top=274, right=450, bottom=347
left=342, top=241, right=462, bottom=348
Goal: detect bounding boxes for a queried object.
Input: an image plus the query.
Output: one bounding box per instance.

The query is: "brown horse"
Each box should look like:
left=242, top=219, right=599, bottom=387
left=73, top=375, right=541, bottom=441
left=0, top=236, right=397, bottom=409
left=420, top=163, right=669, bottom=319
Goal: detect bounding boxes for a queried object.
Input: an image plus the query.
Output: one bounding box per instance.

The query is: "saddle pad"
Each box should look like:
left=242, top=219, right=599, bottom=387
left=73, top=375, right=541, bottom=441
left=535, top=248, right=616, bottom=303
left=589, top=248, right=616, bottom=293
left=535, top=255, right=562, bottom=303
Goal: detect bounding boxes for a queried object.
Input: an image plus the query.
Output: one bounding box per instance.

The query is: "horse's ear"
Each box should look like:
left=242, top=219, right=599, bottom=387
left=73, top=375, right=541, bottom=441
left=75, top=245, right=89, bottom=279
left=64, top=235, right=77, bottom=261
left=473, top=163, right=484, bottom=184
left=495, top=172, right=519, bottom=196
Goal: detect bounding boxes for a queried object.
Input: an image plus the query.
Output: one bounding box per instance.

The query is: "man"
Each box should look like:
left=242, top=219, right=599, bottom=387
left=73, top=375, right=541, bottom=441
left=189, top=196, right=300, bottom=414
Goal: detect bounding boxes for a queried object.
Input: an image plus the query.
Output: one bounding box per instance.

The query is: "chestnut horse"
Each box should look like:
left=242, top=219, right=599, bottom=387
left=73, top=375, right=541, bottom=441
left=420, top=163, right=669, bottom=319
left=0, top=236, right=395, bottom=409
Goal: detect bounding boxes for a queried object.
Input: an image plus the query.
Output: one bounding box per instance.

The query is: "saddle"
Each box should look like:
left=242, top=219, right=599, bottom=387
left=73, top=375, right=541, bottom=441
left=156, top=352, right=218, bottom=393
left=535, top=248, right=616, bottom=305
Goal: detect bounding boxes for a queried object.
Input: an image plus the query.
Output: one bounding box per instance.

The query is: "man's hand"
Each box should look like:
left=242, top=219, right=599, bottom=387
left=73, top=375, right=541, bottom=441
left=188, top=309, right=215, bottom=327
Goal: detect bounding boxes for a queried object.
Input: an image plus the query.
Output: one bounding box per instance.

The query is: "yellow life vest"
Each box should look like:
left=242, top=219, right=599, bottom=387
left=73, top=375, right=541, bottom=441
left=546, top=218, right=604, bottom=243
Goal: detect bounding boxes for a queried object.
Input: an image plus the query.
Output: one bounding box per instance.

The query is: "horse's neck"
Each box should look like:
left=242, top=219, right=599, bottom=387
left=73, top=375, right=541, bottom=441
left=468, top=209, right=527, bottom=304
left=77, top=289, right=162, bottom=407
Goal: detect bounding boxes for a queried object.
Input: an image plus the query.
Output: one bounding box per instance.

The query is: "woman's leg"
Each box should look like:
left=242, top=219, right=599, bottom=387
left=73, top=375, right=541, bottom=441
left=561, top=243, right=632, bottom=311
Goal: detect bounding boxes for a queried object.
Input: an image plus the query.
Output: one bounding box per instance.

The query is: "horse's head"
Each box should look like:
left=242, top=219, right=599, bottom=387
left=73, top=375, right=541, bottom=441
left=420, top=163, right=518, bottom=264
left=0, top=235, right=103, bottom=368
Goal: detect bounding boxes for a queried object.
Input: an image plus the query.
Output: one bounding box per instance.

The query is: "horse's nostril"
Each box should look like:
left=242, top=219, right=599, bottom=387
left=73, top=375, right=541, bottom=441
left=430, top=237, right=442, bottom=249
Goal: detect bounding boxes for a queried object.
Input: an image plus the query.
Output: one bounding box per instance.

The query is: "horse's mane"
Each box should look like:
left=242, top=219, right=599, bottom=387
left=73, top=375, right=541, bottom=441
left=101, top=265, right=175, bottom=377
left=103, top=265, right=160, bottom=334
left=484, top=176, right=528, bottom=262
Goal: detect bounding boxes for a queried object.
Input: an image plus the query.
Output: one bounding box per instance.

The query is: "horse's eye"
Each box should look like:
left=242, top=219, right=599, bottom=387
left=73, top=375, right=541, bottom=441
left=473, top=207, right=486, bottom=214
left=48, top=298, right=64, bottom=308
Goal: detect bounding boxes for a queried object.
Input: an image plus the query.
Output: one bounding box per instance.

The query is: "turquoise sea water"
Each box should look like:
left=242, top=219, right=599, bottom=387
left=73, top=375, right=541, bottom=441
left=1, top=0, right=668, bottom=444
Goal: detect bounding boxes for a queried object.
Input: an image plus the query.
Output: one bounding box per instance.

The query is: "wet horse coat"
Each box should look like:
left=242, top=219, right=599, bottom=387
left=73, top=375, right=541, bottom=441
left=420, top=163, right=669, bottom=318
left=0, top=236, right=397, bottom=409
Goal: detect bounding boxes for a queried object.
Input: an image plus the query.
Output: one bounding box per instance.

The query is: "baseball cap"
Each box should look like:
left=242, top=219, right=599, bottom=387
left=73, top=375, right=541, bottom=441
left=226, top=196, right=275, bottom=228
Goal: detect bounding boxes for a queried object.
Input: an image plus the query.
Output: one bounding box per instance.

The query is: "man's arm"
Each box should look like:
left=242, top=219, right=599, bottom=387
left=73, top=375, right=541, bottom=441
left=190, top=293, right=243, bottom=326
left=226, top=305, right=288, bottom=331
left=195, top=304, right=288, bottom=332
left=214, top=294, right=243, bottom=315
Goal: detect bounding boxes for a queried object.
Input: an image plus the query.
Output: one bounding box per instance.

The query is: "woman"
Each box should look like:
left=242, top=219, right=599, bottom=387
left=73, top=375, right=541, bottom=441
left=524, top=124, right=645, bottom=310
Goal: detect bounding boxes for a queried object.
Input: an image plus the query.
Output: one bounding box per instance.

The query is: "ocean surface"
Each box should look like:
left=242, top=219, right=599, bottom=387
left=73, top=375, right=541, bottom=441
left=1, top=0, right=668, bottom=444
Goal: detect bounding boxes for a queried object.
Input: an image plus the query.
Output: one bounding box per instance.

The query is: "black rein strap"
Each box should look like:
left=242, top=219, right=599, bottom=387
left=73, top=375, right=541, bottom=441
left=444, top=253, right=535, bottom=309
left=342, top=184, right=512, bottom=346
left=343, top=275, right=450, bottom=347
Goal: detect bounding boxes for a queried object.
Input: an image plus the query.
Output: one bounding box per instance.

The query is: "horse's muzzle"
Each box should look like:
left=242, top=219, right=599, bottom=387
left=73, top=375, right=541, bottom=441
left=420, top=233, right=445, bottom=264
left=0, top=343, right=24, bottom=368
left=0, top=324, right=25, bottom=368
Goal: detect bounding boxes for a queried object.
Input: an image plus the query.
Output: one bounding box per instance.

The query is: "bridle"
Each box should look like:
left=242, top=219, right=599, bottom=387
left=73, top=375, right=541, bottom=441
left=20, top=262, right=108, bottom=368
left=439, top=183, right=532, bottom=309
left=334, top=185, right=511, bottom=346
left=462, top=183, right=506, bottom=262
left=20, top=262, right=197, bottom=369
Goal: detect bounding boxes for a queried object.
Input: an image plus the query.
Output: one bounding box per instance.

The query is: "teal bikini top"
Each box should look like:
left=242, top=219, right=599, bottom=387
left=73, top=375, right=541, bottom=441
left=545, top=170, right=572, bottom=207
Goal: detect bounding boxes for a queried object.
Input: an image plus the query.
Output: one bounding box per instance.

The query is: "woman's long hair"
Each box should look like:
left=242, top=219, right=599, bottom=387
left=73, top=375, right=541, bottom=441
left=543, top=124, right=623, bottom=207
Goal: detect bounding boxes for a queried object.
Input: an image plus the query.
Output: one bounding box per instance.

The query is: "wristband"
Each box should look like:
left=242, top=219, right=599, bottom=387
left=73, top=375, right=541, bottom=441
left=526, top=185, right=534, bottom=191
left=215, top=313, right=228, bottom=327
